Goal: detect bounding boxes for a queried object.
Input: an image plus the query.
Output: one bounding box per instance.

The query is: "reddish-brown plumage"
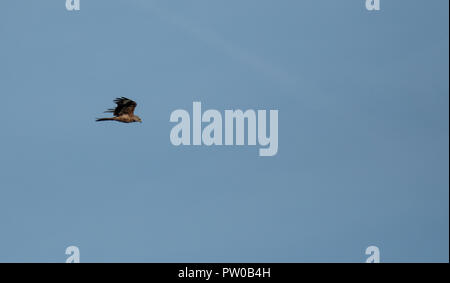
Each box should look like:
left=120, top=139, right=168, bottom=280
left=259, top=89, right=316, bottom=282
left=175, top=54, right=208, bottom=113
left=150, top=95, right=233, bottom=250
left=96, top=97, right=142, bottom=123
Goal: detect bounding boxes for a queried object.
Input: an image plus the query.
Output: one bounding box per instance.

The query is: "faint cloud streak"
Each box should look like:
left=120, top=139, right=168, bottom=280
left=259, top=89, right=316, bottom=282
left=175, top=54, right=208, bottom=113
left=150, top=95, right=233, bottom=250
left=136, top=0, right=296, bottom=87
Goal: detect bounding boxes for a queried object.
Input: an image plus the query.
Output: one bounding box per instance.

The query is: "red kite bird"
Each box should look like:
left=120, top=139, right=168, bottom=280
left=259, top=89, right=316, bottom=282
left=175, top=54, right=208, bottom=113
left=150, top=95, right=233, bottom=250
left=96, top=97, right=142, bottom=123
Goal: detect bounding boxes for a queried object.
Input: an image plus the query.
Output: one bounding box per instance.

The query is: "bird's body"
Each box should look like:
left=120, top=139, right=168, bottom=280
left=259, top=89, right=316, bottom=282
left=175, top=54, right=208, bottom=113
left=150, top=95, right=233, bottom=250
left=96, top=97, right=142, bottom=123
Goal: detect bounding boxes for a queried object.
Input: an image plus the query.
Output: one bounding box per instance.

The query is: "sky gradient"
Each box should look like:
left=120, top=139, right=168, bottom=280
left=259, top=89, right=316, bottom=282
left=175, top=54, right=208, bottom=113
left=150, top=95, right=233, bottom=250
left=0, top=0, right=448, bottom=262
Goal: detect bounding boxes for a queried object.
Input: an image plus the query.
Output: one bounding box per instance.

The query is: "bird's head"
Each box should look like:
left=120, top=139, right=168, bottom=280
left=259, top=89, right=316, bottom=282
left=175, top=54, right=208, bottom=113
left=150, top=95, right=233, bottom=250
left=133, top=116, right=142, bottom=123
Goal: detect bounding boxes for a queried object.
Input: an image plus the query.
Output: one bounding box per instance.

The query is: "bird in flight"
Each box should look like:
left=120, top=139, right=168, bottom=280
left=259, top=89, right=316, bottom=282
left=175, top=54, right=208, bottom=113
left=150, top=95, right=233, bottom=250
left=96, top=97, right=142, bottom=123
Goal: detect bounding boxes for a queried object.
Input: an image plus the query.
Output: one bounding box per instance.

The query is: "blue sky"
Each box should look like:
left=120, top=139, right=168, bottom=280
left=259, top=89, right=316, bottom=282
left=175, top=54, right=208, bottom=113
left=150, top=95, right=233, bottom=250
left=0, top=0, right=448, bottom=262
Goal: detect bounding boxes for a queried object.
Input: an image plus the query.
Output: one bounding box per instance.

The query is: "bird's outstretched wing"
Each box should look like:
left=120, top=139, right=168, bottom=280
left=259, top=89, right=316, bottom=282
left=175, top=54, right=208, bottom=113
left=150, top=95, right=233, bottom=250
left=104, top=97, right=137, bottom=117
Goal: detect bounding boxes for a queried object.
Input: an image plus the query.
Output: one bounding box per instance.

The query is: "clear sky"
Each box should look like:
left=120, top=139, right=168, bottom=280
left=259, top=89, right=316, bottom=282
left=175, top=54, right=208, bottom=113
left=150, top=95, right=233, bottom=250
left=0, top=0, right=448, bottom=262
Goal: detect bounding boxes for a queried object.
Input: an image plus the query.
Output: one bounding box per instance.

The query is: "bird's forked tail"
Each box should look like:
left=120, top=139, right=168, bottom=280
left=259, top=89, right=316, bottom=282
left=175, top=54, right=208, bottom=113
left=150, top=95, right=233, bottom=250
left=96, top=117, right=116, bottom=122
